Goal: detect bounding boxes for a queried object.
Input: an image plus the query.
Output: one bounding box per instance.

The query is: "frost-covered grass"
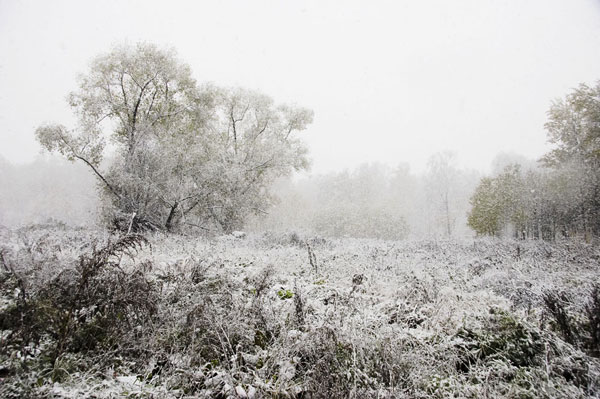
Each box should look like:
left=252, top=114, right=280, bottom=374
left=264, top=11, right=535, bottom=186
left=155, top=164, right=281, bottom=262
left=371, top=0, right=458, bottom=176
left=1, top=224, right=600, bottom=398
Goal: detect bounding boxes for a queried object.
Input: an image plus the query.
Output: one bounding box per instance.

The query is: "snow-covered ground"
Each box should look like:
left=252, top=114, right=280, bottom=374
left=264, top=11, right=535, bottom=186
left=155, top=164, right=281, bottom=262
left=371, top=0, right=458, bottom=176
left=1, top=225, right=599, bottom=398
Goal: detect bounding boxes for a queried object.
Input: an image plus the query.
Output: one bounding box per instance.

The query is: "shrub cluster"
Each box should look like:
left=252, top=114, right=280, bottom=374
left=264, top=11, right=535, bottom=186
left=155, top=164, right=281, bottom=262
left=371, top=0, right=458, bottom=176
left=1, top=229, right=600, bottom=398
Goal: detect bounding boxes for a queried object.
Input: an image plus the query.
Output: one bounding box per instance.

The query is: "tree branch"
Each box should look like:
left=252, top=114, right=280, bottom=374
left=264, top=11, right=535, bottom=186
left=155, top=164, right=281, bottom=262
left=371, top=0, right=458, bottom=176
left=54, top=129, right=121, bottom=200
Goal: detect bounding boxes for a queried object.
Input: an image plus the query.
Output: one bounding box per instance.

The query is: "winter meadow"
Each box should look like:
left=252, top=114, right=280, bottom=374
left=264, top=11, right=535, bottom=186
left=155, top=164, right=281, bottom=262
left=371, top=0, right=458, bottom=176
left=2, top=2, right=600, bottom=398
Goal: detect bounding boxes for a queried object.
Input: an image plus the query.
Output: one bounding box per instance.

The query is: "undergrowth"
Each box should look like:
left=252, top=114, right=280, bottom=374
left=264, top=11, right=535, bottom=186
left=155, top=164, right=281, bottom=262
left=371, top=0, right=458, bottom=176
left=0, top=227, right=599, bottom=398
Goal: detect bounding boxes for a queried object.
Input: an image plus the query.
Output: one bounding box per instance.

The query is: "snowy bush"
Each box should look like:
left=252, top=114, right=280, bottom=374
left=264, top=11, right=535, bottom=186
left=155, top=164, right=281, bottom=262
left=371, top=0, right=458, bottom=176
left=1, top=226, right=600, bottom=398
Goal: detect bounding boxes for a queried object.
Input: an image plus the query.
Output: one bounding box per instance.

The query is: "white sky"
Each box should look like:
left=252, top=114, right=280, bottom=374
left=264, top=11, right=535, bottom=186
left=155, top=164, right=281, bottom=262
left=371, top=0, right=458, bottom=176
left=1, top=0, right=600, bottom=175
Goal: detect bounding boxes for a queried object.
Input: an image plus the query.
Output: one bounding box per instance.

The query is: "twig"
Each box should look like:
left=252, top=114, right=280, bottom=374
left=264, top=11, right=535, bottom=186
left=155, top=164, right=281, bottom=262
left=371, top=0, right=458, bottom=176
left=127, top=212, right=137, bottom=235
left=306, top=242, right=318, bottom=274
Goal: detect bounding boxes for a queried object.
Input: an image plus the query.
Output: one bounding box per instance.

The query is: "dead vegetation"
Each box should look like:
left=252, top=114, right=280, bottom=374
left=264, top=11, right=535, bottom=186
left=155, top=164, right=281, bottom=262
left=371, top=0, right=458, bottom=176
left=1, top=226, right=600, bottom=398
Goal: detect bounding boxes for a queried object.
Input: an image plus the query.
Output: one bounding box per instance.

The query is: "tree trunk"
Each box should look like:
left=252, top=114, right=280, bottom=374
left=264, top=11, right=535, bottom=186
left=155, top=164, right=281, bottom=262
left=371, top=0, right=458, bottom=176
left=165, top=201, right=179, bottom=232
left=444, top=191, right=451, bottom=237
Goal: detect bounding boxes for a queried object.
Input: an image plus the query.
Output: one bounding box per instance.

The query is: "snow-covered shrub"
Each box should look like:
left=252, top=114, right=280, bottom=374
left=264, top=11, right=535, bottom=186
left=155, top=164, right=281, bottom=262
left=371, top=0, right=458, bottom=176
left=2, top=227, right=600, bottom=398
left=455, top=310, right=544, bottom=371
left=544, top=284, right=600, bottom=359
left=0, top=233, right=157, bottom=396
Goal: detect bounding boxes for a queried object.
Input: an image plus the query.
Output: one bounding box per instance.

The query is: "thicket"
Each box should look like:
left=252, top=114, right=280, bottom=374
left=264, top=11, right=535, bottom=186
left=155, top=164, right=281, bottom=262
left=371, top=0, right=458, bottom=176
left=1, top=226, right=599, bottom=398
left=468, top=81, right=600, bottom=240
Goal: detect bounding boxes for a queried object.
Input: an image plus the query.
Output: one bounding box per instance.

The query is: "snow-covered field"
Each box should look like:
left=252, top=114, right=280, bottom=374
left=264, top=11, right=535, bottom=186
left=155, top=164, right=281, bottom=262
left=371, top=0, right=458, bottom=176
left=1, top=224, right=600, bottom=398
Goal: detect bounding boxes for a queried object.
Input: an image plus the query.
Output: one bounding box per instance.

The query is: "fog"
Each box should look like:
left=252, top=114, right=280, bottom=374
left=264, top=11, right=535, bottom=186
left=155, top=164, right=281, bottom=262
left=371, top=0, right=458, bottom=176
left=2, top=1, right=600, bottom=174
left=0, top=154, right=99, bottom=227
left=1, top=151, right=534, bottom=238
left=3, top=4, right=600, bottom=396
left=2, top=1, right=600, bottom=237
left=249, top=155, right=482, bottom=238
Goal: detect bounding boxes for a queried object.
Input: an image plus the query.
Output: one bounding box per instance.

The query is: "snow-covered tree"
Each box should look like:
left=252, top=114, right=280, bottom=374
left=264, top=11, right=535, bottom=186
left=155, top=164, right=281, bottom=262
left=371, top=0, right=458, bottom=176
left=541, top=81, right=600, bottom=237
left=468, top=81, right=600, bottom=240
left=36, top=43, right=312, bottom=232
left=467, top=177, right=502, bottom=236
left=424, top=152, right=459, bottom=237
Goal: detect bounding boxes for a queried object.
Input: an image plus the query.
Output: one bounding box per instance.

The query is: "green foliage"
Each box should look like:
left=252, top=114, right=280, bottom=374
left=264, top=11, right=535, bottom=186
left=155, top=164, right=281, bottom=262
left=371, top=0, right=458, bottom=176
left=468, top=80, right=600, bottom=239
left=456, top=310, right=543, bottom=371
left=277, top=289, right=294, bottom=299
left=468, top=177, right=502, bottom=236
left=542, top=82, right=600, bottom=167
left=468, top=166, right=527, bottom=236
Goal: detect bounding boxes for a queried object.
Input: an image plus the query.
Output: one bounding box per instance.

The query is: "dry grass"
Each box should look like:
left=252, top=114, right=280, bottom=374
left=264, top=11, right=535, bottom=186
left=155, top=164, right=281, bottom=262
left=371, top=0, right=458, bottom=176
left=1, top=225, right=600, bottom=398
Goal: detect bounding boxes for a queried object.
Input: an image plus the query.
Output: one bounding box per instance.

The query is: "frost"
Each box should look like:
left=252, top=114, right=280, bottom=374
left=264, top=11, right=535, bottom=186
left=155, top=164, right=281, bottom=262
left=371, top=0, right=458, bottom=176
left=1, top=227, right=600, bottom=398
left=235, top=385, right=247, bottom=398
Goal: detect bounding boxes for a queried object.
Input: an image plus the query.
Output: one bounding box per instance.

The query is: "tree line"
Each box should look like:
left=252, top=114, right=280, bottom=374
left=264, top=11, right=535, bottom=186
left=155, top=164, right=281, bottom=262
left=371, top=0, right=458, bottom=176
left=251, top=156, right=480, bottom=240
left=468, top=82, right=600, bottom=240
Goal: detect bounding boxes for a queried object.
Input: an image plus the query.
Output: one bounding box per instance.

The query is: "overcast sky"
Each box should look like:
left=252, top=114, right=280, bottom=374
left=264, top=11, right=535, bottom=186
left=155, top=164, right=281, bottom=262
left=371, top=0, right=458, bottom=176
left=1, top=0, right=600, bottom=174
